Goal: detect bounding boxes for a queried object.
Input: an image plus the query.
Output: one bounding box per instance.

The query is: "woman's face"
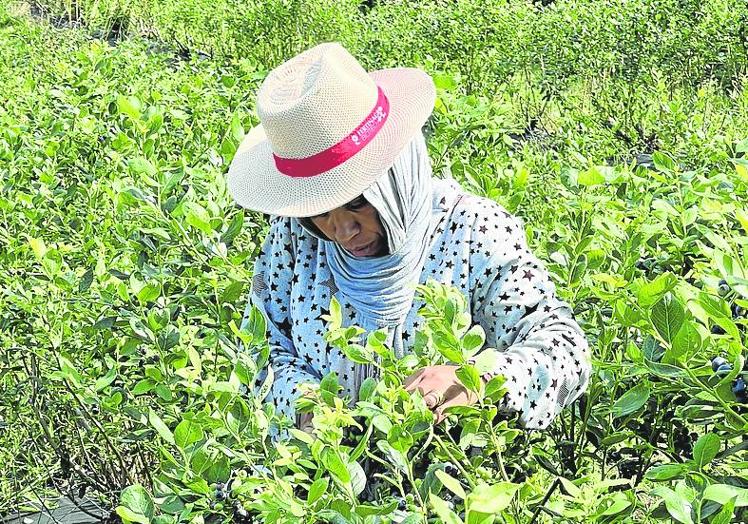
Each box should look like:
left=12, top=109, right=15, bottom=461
left=310, top=195, right=388, bottom=257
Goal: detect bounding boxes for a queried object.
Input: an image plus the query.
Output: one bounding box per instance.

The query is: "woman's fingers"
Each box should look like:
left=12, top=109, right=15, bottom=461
left=404, top=366, right=478, bottom=421
left=423, top=390, right=444, bottom=408
left=434, top=384, right=476, bottom=422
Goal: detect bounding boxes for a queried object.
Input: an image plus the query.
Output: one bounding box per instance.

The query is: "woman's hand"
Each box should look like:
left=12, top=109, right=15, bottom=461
left=404, top=365, right=480, bottom=423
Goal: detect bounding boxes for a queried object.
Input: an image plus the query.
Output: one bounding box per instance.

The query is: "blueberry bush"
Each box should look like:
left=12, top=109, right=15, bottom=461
left=1, top=0, right=748, bottom=522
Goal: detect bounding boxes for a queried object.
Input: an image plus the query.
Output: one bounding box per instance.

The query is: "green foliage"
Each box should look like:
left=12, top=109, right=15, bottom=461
left=2, top=0, right=748, bottom=522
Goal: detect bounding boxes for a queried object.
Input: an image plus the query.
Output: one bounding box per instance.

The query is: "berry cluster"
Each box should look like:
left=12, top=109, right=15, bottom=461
left=672, top=425, right=697, bottom=456
left=211, top=476, right=257, bottom=524
left=711, top=357, right=747, bottom=403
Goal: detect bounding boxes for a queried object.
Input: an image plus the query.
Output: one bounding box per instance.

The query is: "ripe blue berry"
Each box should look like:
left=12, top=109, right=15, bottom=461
left=712, top=357, right=727, bottom=372
left=718, top=280, right=730, bottom=296
left=732, top=303, right=747, bottom=318
left=733, top=377, right=746, bottom=395
left=716, top=363, right=733, bottom=375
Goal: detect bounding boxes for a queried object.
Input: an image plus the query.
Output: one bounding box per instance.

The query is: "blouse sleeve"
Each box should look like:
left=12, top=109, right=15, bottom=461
left=467, top=202, right=591, bottom=429
left=243, top=216, right=320, bottom=424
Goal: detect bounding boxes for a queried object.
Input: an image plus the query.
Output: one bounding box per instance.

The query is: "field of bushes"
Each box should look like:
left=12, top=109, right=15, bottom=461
left=1, top=0, right=748, bottom=522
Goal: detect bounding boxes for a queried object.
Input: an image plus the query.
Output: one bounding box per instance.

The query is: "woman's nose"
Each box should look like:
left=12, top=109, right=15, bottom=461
left=329, top=210, right=359, bottom=243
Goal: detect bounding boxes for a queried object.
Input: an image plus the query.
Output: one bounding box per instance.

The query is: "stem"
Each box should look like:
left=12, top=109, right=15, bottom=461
left=478, top=405, right=509, bottom=482
left=433, top=434, right=476, bottom=489
left=62, top=379, right=134, bottom=486
left=528, top=478, right=560, bottom=524
left=406, top=461, right=426, bottom=510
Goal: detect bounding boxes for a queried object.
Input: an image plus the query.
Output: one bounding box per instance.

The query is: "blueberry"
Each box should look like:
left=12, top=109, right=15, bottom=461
left=444, top=463, right=459, bottom=476
left=397, top=498, right=406, bottom=510
left=733, top=377, right=746, bottom=394
left=718, top=280, right=730, bottom=296
left=716, top=363, right=733, bottom=375
left=732, top=303, right=747, bottom=318
left=712, top=357, right=728, bottom=372
left=711, top=325, right=726, bottom=335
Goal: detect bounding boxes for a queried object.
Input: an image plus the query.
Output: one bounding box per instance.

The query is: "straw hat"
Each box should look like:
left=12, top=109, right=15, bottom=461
left=226, top=42, right=436, bottom=217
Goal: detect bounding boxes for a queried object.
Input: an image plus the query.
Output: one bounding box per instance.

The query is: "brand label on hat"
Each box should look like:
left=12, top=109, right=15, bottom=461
left=350, top=105, right=387, bottom=146
left=273, top=86, right=391, bottom=178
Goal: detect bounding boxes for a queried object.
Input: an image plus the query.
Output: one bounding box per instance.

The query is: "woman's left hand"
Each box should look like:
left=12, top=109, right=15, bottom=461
left=404, top=365, right=480, bottom=423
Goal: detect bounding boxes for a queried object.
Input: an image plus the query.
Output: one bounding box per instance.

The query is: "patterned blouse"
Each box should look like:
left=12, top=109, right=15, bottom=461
left=247, top=192, right=590, bottom=429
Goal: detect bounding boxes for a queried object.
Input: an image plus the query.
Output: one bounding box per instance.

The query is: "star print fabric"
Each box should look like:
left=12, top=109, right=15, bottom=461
left=244, top=192, right=590, bottom=430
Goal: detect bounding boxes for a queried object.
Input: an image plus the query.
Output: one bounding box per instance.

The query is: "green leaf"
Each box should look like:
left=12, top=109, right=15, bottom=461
left=612, top=382, right=650, bottom=417
left=184, top=202, right=213, bottom=235
left=456, top=365, right=482, bottom=395
left=348, top=460, right=367, bottom=496
left=578, top=166, right=606, bottom=186
left=570, top=255, right=588, bottom=284
left=132, top=378, right=154, bottom=395
left=669, top=320, right=700, bottom=361
left=57, top=355, right=82, bottom=386
left=358, top=377, right=377, bottom=402
left=599, top=494, right=631, bottom=516
left=148, top=410, right=174, bottom=445
left=692, top=433, right=721, bottom=468
left=118, top=484, right=154, bottom=524
left=308, top=477, right=329, bottom=504
left=221, top=213, right=244, bottom=243
left=652, top=486, right=694, bottom=524
left=137, top=282, right=161, bottom=304
left=28, top=236, right=48, bottom=260
left=117, top=95, right=142, bottom=121
left=435, top=469, right=466, bottom=500
left=632, top=273, right=677, bottom=308
left=116, top=506, right=150, bottom=524
left=465, top=482, right=519, bottom=515
left=94, top=367, right=117, bottom=391
left=696, top=293, right=741, bottom=339
left=430, top=494, right=463, bottom=524
left=652, top=151, right=677, bottom=172
left=461, top=325, right=485, bottom=356
left=154, top=384, right=172, bottom=402
left=342, top=343, right=373, bottom=364
left=349, top=425, right=373, bottom=464
left=79, top=268, right=94, bottom=292
left=433, top=73, right=458, bottom=91
left=128, top=157, right=157, bottom=177
left=432, top=331, right=464, bottom=364
left=321, top=446, right=350, bottom=484
left=645, top=464, right=687, bottom=481
left=320, top=372, right=340, bottom=394
left=709, top=496, right=736, bottom=524
left=651, top=294, right=684, bottom=344
left=703, top=484, right=748, bottom=507
left=174, top=419, right=204, bottom=449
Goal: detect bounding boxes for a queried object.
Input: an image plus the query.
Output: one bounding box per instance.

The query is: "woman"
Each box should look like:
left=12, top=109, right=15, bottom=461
left=227, top=42, right=590, bottom=433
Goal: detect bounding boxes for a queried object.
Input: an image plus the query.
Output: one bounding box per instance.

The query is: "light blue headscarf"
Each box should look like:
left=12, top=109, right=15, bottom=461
left=294, top=132, right=462, bottom=357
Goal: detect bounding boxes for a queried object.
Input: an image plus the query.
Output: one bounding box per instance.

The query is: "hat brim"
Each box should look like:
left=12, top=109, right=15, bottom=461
left=226, top=68, right=436, bottom=217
